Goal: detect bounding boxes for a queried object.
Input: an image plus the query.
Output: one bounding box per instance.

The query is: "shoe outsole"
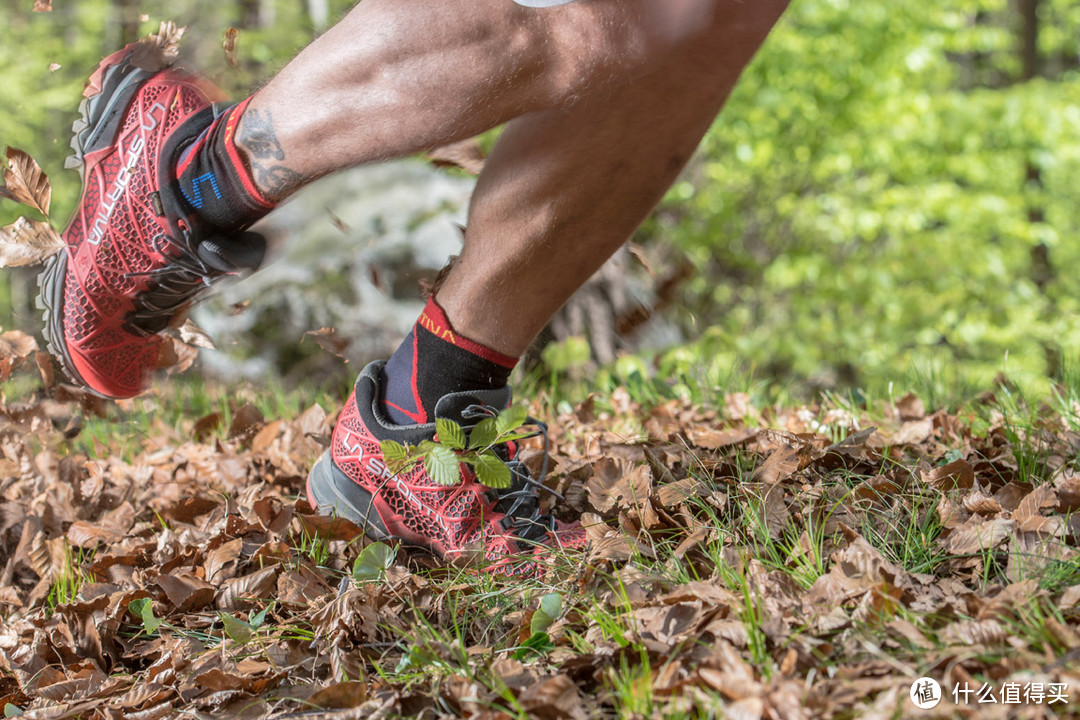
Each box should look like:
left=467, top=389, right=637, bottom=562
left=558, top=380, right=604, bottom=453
left=36, top=47, right=156, bottom=395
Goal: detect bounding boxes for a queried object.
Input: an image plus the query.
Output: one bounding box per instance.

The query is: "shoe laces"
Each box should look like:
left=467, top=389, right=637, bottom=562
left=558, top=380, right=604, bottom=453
left=124, top=225, right=221, bottom=335
left=459, top=404, right=564, bottom=545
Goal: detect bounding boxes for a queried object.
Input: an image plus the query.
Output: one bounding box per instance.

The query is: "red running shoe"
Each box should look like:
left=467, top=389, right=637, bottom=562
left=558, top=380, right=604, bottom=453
left=38, top=43, right=264, bottom=398
left=306, top=361, right=586, bottom=577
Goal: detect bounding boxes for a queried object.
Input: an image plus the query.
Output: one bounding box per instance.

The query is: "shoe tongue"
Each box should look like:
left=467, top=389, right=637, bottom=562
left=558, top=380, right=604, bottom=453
left=195, top=231, right=266, bottom=273
left=432, top=386, right=512, bottom=422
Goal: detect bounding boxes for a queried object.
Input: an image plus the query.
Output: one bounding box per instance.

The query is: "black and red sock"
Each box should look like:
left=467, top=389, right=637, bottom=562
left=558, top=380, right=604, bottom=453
left=381, top=297, right=518, bottom=425
left=173, top=98, right=274, bottom=235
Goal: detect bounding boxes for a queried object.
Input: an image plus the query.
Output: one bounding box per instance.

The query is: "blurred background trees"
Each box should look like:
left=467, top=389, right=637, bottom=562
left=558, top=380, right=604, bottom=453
left=2, top=0, right=1080, bottom=396
left=646, top=0, right=1080, bottom=394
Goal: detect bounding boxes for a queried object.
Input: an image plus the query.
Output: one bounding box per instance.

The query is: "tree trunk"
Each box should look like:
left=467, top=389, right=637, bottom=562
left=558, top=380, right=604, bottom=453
left=307, top=0, right=329, bottom=32
left=113, top=0, right=142, bottom=48
left=1016, top=0, right=1058, bottom=376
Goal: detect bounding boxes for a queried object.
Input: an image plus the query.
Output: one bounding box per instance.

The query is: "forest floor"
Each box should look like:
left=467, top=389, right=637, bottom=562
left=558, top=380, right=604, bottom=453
left=2, top=349, right=1080, bottom=719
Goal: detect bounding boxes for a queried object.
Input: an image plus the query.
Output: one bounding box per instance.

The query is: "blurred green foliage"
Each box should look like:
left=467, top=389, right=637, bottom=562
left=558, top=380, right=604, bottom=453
left=647, top=0, right=1080, bottom=394
left=3, top=0, right=1079, bottom=396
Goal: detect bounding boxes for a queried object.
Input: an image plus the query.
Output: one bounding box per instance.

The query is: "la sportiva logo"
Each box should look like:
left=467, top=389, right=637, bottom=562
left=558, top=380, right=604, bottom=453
left=87, top=102, right=167, bottom=246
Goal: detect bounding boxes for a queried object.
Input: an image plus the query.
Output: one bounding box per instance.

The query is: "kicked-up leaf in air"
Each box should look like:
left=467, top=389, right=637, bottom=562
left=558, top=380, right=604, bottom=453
left=178, top=320, right=216, bottom=350
left=223, top=27, right=240, bottom=69
left=3, top=147, right=51, bottom=217
left=427, top=137, right=486, bottom=175
left=0, top=330, right=38, bottom=382
left=305, top=326, right=350, bottom=361
left=131, top=21, right=185, bottom=72
left=0, top=217, right=62, bottom=267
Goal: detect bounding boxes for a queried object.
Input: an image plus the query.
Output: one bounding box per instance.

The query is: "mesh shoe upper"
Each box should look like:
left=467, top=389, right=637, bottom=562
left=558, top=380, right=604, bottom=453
left=306, top=361, right=586, bottom=576
left=40, top=45, right=261, bottom=398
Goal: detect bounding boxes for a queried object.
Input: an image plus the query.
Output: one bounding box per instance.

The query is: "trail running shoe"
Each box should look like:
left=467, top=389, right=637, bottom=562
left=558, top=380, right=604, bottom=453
left=38, top=42, right=265, bottom=398
left=306, top=361, right=586, bottom=577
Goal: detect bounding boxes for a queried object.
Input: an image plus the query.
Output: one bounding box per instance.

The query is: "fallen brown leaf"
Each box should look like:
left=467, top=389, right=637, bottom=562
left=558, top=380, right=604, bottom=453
left=944, top=517, right=1014, bottom=555
left=923, top=458, right=975, bottom=491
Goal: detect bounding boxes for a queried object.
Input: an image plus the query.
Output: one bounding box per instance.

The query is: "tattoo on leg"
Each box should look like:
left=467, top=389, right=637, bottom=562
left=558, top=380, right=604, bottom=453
left=255, top=165, right=304, bottom=197
left=237, top=108, right=304, bottom=197
left=238, top=109, right=284, bottom=160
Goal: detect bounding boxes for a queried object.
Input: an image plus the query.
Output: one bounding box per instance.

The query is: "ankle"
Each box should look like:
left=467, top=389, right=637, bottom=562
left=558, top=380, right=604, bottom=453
left=380, top=296, right=518, bottom=425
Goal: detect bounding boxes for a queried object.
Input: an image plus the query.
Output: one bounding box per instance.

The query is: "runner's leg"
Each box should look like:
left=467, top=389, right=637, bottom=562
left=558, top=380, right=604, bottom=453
left=378, top=0, right=787, bottom=422
left=304, top=0, right=788, bottom=565
left=235, top=0, right=722, bottom=199
left=437, top=0, right=790, bottom=356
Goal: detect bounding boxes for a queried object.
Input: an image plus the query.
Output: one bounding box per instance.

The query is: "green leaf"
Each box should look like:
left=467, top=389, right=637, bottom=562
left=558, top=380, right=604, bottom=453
left=249, top=601, right=274, bottom=630
left=436, top=417, right=467, bottom=450
left=496, top=406, right=529, bottom=435
left=353, top=542, right=396, bottom=582
left=540, top=336, right=591, bottom=373
left=473, top=452, right=512, bottom=489
left=128, top=597, right=163, bottom=636
left=511, top=631, right=555, bottom=660
left=530, top=592, right=563, bottom=635
left=221, top=612, right=255, bottom=645
left=490, top=431, right=535, bottom=444
left=380, top=440, right=410, bottom=472
left=425, top=444, right=461, bottom=486
left=396, top=644, right=438, bottom=673
left=468, top=417, right=498, bottom=450
left=5, top=703, right=24, bottom=717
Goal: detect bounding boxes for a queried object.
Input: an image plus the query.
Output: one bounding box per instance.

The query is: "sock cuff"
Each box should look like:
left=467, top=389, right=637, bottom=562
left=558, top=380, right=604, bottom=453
left=420, top=297, right=518, bottom=370
left=175, top=98, right=275, bottom=212
left=221, top=97, right=276, bottom=210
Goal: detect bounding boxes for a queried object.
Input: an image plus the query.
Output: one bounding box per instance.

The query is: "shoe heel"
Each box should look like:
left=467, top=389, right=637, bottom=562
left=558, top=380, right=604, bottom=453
left=306, top=451, right=393, bottom=542
left=36, top=251, right=86, bottom=390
